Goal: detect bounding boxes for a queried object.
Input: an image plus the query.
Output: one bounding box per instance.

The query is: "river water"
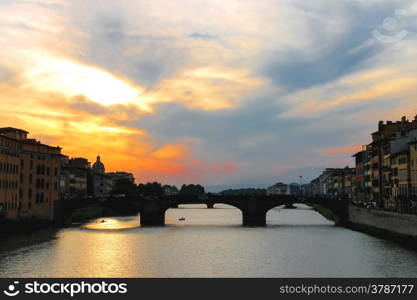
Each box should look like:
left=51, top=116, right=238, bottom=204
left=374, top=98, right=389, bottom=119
left=1, top=204, right=417, bottom=277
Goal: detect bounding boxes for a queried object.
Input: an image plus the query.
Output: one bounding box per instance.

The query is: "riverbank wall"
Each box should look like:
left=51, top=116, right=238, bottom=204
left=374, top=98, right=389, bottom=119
left=346, top=205, right=417, bottom=249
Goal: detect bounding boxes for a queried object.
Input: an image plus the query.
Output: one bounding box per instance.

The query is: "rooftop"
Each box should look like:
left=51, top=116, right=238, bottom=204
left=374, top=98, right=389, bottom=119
left=0, top=127, right=29, bottom=134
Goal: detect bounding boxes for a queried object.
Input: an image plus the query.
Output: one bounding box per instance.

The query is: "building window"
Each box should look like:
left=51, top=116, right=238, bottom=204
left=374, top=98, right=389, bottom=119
left=399, top=157, right=407, bottom=164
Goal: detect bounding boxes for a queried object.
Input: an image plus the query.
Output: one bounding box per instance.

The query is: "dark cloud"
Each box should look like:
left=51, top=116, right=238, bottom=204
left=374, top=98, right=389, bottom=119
left=76, top=15, right=191, bottom=88
left=70, top=96, right=109, bottom=115
left=260, top=3, right=401, bottom=91
left=188, top=32, right=218, bottom=40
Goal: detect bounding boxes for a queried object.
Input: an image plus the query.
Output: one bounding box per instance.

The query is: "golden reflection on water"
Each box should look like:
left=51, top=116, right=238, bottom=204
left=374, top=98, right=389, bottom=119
left=83, top=217, right=140, bottom=230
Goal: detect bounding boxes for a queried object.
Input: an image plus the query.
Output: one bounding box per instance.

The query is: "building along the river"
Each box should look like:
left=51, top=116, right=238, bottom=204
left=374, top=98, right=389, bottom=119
left=303, top=116, right=417, bottom=219
left=353, top=146, right=371, bottom=202
left=0, top=127, right=64, bottom=221
left=410, top=140, right=417, bottom=202
left=60, top=157, right=91, bottom=201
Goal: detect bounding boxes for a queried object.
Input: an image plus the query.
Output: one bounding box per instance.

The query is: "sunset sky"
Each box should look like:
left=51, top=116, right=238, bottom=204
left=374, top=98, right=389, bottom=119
left=1, top=0, right=417, bottom=188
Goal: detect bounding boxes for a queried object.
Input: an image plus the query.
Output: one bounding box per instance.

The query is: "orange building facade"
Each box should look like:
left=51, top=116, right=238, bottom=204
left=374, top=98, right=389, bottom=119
left=0, top=128, right=64, bottom=221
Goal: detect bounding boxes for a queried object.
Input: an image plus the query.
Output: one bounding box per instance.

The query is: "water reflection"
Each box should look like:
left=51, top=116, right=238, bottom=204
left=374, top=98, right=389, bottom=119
left=83, top=216, right=140, bottom=230
left=0, top=228, right=58, bottom=254
left=1, top=204, right=417, bottom=277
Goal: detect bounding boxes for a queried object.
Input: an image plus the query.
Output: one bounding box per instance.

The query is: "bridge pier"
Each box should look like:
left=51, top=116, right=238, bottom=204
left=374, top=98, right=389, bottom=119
left=140, top=212, right=165, bottom=226
left=242, top=211, right=266, bottom=226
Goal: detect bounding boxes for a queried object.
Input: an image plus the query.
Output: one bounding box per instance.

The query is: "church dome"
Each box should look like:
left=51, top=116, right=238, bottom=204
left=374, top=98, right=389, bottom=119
left=92, top=155, right=105, bottom=174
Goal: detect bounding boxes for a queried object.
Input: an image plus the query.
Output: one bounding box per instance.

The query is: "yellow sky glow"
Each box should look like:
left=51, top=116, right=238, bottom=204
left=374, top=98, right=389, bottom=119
left=23, top=57, right=146, bottom=108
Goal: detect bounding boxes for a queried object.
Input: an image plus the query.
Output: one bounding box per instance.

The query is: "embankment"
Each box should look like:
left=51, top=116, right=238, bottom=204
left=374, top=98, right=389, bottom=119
left=314, top=203, right=417, bottom=249
left=346, top=205, right=417, bottom=249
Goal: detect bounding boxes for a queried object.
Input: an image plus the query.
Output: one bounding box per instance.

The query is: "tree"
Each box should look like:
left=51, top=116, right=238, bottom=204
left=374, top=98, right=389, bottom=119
left=137, top=182, right=164, bottom=197
left=162, top=185, right=179, bottom=195
left=111, top=178, right=138, bottom=201
left=220, top=188, right=266, bottom=196
left=179, top=184, right=205, bottom=196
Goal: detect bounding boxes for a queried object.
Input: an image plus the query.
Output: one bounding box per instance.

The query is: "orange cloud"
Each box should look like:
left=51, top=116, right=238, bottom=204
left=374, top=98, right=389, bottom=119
left=146, top=67, right=264, bottom=110
left=151, top=144, right=189, bottom=159
left=324, top=144, right=364, bottom=156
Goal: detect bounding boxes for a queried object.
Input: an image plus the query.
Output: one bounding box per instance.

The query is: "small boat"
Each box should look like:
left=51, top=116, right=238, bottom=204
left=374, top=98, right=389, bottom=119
left=179, top=217, right=186, bottom=221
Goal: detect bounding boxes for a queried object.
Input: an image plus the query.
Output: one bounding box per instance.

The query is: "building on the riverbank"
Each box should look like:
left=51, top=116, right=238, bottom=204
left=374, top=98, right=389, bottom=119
left=327, top=167, right=356, bottom=200
left=60, top=157, right=91, bottom=201
left=367, top=116, right=417, bottom=208
left=353, top=146, right=371, bottom=202
left=410, top=140, right=417, bottom=204
left=289, top=183, right=301, bottom=195
left=355, top=117, right=417, bottom=212
left=266, top=182, right=289, bottom=195
left=305, top=167, right=356, bottom=201
left=0, top=130, right=21, bottom=219
left=60, top=156, right=134, bottom=202
left=305, top=177, right=320, bottom=196
left=107, top=172, right=135, bottom=184
left=309, top=116, right=417, bottom=215
left=88, top=155, right=113, bottom=200
left=0, top=127, right=64, bottom=221
left=267, top=182, right=301, bottom=196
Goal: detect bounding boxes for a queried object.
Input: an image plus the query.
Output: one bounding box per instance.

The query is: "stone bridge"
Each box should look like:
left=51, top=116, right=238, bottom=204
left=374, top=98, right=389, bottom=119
left=137, top=194, right=298, bottom=226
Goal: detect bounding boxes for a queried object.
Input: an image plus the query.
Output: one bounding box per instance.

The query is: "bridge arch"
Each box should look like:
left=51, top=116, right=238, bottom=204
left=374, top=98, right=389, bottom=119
left=138, top=195, right=298, bottom=226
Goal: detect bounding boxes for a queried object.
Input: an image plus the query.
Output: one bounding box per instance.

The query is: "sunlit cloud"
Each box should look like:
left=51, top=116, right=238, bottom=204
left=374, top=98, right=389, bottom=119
left=147, top=67, right=264, bottom=110
left=22, top=56, right=147, bottom=108
left=0, top=0, right=416, bottom=185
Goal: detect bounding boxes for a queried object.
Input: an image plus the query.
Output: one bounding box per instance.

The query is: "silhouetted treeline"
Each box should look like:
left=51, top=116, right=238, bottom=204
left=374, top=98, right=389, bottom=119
left=162, top=185, right=179, bottom=195
left=112, top=178, right=138, bottom=200
left=179, top=184, right=205, bottom=196
left=111, top=181, right=205, bottom=198
left=219, top=188, right=266, bottom=196
left=137, top=182, right=164, bottom=197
